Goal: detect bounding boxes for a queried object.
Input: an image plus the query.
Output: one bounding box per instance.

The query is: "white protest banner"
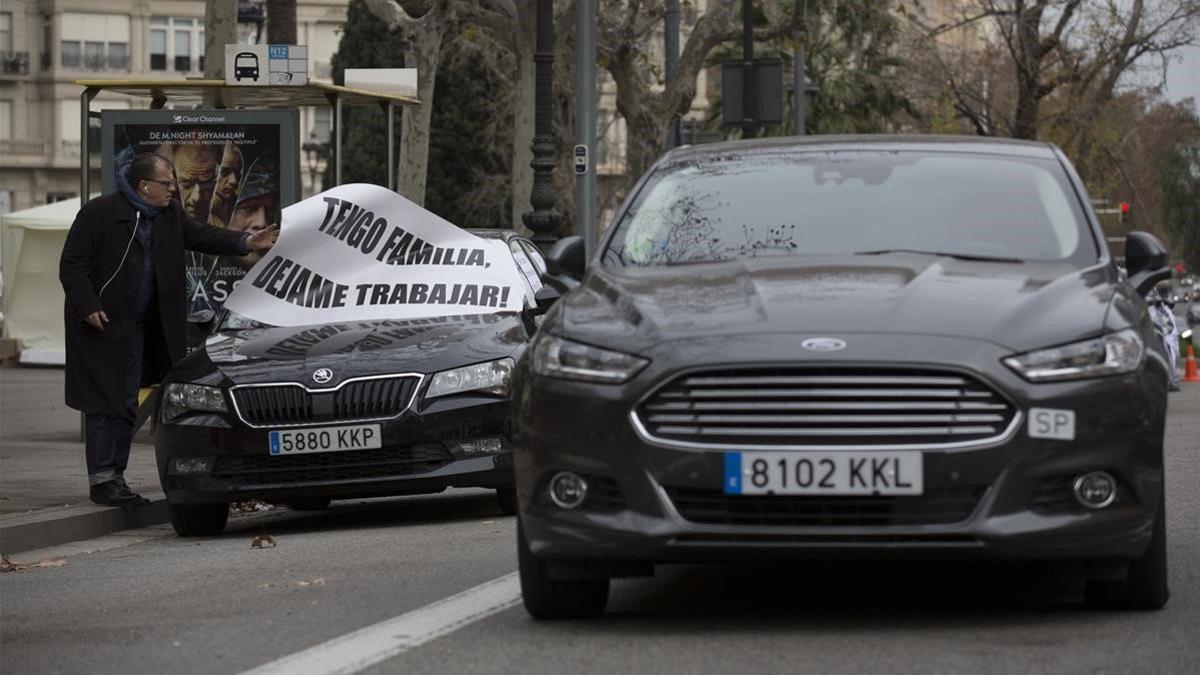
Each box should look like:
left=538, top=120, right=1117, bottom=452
left=224, top=183, right=527, bottom=326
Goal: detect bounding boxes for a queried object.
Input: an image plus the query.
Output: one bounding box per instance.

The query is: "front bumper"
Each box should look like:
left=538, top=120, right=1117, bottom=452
left=513, top=333, right=1167, bottom=564
left=156, top=394, right=514, bottom=505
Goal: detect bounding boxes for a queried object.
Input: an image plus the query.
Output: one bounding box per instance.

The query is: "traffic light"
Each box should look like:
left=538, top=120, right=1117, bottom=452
left=1119, top=201, right=1131, bottom=225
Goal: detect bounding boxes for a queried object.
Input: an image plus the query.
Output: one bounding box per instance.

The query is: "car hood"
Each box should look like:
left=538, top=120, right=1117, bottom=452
left=558, top=255, right=1119, bottom=354
left=201, top=313, right=529, bottom=386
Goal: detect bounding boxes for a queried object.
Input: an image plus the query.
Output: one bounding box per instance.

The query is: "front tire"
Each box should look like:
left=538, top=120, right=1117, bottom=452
left=496, top=487, right=517, bottom=516
left=169, top=503, right=229, bottom=537
left=1086, top=492, right=1169, bottom=610
left=518, top=520, right=608, bottom=619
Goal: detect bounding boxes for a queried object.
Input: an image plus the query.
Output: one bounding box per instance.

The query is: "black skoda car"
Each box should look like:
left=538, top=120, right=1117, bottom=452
left=513, top=136, right=1173, bottom=618
left=156, top=230, right=550, bottom=536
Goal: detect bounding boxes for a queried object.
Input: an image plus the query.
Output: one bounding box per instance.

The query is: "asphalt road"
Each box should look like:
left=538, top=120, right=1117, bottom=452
left=2, top=388, right=1197, bottom=675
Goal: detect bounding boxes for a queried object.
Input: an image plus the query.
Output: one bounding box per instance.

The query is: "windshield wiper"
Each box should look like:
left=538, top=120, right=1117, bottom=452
left=853, top=248, right=1025, bottom=263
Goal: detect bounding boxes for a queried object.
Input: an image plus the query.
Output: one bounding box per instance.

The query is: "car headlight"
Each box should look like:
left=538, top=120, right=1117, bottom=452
left=426, top=358, right=514, bottom=399
left=532, top=335, right=649, bottom=383
left=163, top=382, right=228, bottom=421
left=1003, top=329, right=1144, bottom=382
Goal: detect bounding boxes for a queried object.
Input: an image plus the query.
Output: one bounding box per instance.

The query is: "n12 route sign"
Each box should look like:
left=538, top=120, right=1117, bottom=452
left=225, top=44, right=309, bottom=86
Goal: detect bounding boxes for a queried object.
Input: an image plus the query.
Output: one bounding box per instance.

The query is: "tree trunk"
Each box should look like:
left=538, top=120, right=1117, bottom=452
left=266, top=0, right=298, bottom=44
left=1010, top=4, right=1044, bottom=140
left=600, top=0, right=739, bottom=187
left=203, top=0, right=238, bottom=80
left=1011, top=79, right=1041, bottom=139
left=398, top=25, right=444, bottom=205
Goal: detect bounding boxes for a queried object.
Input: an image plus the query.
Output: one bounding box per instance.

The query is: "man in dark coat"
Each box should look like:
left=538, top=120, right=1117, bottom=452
left=59, top=153, right=277, bottom=505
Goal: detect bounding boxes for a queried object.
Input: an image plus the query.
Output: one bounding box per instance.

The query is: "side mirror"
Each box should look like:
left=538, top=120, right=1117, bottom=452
left=521, top=286, right=562, bottom=334
left=545, top=235, right=586, bottom=281
left=531, top=286, right=561, bottom=316
left=1125, top=231, right=1171, bottom=296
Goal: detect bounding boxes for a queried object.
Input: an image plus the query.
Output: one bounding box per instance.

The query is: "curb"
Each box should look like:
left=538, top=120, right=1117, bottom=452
left=0, top=494, right=170, bottom=555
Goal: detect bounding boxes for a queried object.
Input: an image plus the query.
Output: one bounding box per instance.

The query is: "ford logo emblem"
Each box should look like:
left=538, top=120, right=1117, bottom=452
left=312, top=368, right=334, bottom=384
left=801, top=337, right=847, bottom=352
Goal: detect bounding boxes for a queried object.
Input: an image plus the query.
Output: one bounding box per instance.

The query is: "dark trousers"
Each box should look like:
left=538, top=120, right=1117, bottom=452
left=85, top=327, right=143, bottom=486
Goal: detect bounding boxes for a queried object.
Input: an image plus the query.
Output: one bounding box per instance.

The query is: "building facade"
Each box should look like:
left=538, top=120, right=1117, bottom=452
left=0, top=0, right=348, bottom=213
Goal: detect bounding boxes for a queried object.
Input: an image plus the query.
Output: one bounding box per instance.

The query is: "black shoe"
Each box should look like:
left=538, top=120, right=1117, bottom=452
left=112, top=477, right=150, bottom=505
left=90, top=481, right=140, bottom=506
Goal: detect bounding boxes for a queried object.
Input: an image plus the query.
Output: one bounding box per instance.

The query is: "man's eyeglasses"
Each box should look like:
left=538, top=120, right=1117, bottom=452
left=145, top=178, right=176, bottom=188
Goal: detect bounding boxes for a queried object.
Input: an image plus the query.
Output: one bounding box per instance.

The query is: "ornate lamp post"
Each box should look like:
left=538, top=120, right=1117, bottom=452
left=522, top=0, right=563, bottom=249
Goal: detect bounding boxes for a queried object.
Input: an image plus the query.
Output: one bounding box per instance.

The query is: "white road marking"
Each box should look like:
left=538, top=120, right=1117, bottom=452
left=240, top=572, right=521, bottom=675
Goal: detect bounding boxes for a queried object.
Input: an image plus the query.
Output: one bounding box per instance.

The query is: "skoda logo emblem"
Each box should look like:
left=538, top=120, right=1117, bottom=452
left=312, top=368, right=334, bottom=384
left=801, top=337, right=847, bottom=352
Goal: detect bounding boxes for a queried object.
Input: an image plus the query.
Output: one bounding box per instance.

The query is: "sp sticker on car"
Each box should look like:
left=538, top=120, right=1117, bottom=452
left=1028, top=407, right=1076, bottom=440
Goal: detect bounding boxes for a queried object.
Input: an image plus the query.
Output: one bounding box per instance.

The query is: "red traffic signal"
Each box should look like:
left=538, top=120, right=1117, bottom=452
left=1120, top=202, right=1131, bottom=214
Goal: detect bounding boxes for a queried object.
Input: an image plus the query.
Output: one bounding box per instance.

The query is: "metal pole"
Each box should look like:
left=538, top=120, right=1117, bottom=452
left=741, top=0, right=756, bottom=136
left=522, top=0, right=562, bottom=249
left=79, top=87, right=97, bottom=202
left=327, top=93, right=342, bottom=186
left=386, top=101, right=395, bottom=191
left=576, top=0, right=597, bottom=260
left=664, top=0, right=681, bottom=149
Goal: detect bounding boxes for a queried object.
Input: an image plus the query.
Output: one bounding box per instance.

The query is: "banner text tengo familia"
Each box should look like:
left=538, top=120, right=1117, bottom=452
left=225, top=184, right=527, bottom=326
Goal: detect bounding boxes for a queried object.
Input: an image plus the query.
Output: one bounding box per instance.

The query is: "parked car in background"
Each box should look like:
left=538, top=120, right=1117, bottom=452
left=513, top=136, right=1173, bottom=618
left=156, top=230, right=552, bottom=536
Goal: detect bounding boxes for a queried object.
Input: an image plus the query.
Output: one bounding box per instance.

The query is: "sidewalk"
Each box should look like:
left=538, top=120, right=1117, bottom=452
left=1, top=366, right=167, bottom=554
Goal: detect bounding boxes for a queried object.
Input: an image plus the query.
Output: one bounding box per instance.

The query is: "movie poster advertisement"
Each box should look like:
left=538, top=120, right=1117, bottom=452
left=101, top=109, right=300, bottom=338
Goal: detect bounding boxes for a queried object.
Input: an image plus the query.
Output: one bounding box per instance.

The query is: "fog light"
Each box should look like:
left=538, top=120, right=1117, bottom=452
left=454, top=436, right=507, bottom=456
left=171, top=457, right=215, bottom=475
left=548, top=471, right=588, bottom=509
left=1073, top=471, right=1117, bottom=509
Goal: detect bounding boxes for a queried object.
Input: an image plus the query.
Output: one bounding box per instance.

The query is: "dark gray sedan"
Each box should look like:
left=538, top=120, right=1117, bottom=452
left=513, top=135, right=1173, bottom=618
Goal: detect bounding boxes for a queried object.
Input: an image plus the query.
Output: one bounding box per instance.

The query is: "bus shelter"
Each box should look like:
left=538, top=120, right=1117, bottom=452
left=74, top=79, right=420, bottom=200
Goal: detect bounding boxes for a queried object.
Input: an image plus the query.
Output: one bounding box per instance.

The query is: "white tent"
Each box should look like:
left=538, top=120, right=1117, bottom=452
left=1, top=197, right=92, bottom=365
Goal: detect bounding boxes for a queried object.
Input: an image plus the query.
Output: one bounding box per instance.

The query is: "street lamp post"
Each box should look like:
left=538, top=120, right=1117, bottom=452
left=522, top=0, right=562, bottom=249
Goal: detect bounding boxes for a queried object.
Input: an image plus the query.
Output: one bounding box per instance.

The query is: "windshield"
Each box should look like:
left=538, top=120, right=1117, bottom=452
left=603, top=151, right=1097, bottom=266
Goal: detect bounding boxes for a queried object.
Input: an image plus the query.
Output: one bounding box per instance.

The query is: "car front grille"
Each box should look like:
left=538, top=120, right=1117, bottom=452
left=212, top=445, right=452, bottom=487
left=665, top=485, right=987, bottom=527
left=231, top=376, right=420, bottom=427
left=636, top=367, right=1016, bottom=447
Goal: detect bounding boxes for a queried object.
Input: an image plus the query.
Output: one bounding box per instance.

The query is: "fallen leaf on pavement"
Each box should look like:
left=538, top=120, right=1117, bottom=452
left=33, top=558, right=67, bottom=568
left=1, top=555, right=28, bottom=573
left=295, top=577, right=326, bottom=588
left=251, top=533, right=277, bottom=549
left=231, top=500, right=275, bottom=514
